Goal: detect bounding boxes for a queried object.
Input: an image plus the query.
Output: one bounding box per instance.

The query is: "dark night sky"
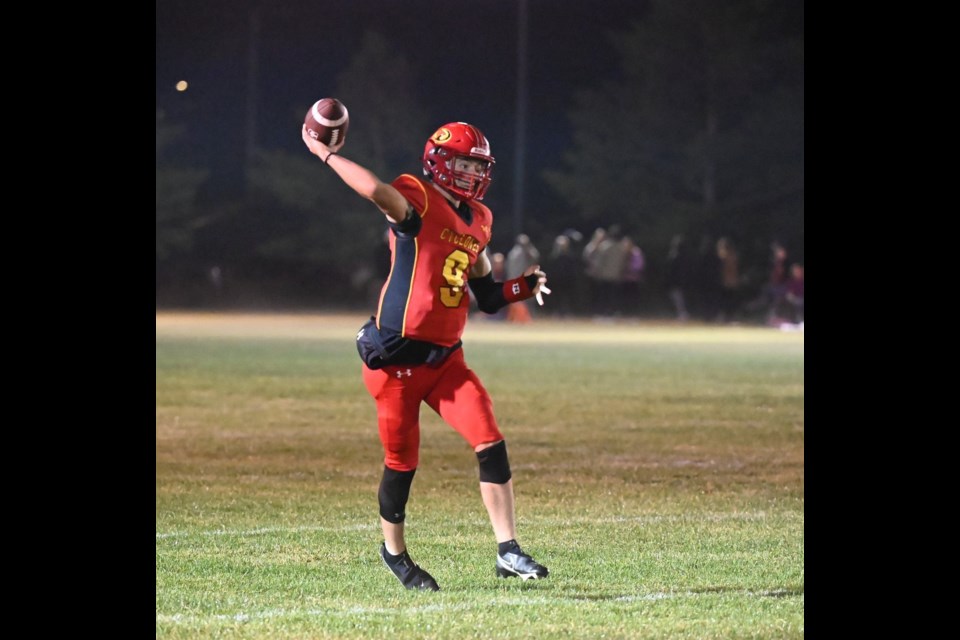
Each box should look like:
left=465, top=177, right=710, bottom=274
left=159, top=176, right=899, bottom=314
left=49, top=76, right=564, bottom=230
left=156, top=0, right=804, bottom=310
left=156, top=0, right=648, bottom=199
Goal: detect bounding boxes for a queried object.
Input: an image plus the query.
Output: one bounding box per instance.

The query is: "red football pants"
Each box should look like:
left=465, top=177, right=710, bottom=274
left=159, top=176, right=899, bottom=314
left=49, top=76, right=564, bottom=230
left=361, top=348, right=504, bottom=472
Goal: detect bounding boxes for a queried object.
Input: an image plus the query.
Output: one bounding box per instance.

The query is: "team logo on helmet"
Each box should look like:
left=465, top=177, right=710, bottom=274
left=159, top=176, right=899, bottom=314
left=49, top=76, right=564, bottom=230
left=431, top=128, right=452, bottom=143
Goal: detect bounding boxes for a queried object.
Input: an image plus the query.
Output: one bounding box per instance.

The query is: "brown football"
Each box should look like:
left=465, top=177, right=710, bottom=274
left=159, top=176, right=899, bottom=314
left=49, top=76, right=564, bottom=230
left=304, top=98, right=349, bottom=146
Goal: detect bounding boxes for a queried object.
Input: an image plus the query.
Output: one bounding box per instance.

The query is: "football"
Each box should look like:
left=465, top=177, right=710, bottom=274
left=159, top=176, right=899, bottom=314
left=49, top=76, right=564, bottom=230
left=304, top=98, right=349, bottom=146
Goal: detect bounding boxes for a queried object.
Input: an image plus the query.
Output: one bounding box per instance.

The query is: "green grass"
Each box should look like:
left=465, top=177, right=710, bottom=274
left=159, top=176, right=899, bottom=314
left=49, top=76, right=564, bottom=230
left=156, top=312, right=804, bottom=639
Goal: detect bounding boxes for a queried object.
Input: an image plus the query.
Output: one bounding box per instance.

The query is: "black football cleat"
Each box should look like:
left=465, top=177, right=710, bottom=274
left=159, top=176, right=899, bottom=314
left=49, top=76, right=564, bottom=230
left=380, top=543, right=440, bottom=591
left=496, top=547, right=550, bottom=580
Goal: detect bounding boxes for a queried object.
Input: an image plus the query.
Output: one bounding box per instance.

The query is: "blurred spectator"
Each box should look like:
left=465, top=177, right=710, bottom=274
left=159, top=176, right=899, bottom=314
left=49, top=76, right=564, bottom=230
left=745, top=240, right=789, bottom=323
left=765, top=242, right=791, bottom=323
left=694, top=234, right=720, bottom=320
left=665, top=234, right=695, bottom=321
left=620, top=236, right=645, bottom=315
left=769, top=241, right=789, bottom=297
left=781, top=263, right=804, bottom=323
left=589, top=225, right=629, bottom=316
left=561, top=228, right=584, bottom=244
left=505, top=234, right=540, bottom=323
left=505, top=233, right=540, bottom=278
left=582, top=227, right=607, bottom=312
left=560, top=228, right=586, bottom=315
left=546, top=234, right=579, bottom=317
left=715, top=237, right=741, bottom=323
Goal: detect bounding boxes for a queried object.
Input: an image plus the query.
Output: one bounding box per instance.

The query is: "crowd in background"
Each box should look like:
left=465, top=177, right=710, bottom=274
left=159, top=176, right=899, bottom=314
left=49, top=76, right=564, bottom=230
left=192, top=224, right=804, bottom=329
left=472, top=228, right=804, bottom=328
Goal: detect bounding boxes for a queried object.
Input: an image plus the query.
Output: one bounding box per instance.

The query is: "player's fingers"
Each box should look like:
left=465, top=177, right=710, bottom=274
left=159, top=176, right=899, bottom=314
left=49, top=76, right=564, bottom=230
left=535, top=285, right=551, bottom=306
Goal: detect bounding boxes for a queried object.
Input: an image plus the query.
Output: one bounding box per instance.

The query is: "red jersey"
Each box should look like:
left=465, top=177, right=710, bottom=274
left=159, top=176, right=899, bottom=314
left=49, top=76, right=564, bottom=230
left=375, top=174, right=493, bottom=347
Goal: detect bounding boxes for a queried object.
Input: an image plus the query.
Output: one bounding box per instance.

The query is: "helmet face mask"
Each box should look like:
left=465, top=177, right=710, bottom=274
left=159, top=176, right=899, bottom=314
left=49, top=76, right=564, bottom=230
left=423, top=122, right=495, bottom=201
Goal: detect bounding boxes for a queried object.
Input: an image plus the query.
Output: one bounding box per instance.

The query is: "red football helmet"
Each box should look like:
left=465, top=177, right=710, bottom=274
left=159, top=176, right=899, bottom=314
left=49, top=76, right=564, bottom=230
left=422, top=122, right=495, bottom=200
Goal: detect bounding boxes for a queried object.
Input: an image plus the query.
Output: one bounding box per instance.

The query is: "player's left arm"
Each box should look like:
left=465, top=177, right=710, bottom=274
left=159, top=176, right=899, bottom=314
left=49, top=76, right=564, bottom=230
left=468, top=249, right=551, bottom=312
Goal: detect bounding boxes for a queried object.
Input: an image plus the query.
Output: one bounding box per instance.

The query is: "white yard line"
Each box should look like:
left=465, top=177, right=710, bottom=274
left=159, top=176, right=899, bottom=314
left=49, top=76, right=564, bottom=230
left=157, top=590, right=802, bottom=626
left=156, top=511, right=801, bottom=540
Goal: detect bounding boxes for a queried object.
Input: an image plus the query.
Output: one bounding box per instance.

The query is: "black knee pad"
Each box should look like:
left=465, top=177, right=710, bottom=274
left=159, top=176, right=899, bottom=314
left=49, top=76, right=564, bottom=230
left=378, top=466, right=416, bottom=523
left=476, top=440, right=512, bottom=484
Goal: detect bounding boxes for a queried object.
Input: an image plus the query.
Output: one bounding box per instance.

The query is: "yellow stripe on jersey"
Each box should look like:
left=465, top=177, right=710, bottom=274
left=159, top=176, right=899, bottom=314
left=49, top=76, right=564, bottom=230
left=396, top=174, right=430, bottom=220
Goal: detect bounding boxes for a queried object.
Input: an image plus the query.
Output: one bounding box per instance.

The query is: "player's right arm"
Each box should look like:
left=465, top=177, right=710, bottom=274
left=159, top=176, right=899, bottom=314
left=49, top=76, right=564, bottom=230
left=301, top=125, right=409, bottom=224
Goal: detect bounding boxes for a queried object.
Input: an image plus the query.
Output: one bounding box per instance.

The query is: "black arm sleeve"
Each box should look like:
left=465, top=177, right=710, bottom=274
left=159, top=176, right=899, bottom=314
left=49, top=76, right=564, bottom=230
left=468, top=272, right=506, bottom=314
left=468, top=272, right=539, bottom=314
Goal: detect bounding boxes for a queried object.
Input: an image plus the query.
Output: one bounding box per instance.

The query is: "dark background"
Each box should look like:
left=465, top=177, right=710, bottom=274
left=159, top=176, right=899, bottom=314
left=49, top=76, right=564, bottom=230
left=156, top=0, right=804, bottom=319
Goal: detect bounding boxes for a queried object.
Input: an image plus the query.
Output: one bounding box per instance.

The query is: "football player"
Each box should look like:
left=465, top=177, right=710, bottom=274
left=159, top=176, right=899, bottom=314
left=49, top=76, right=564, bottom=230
left=302, top=121, right=551, bottom=590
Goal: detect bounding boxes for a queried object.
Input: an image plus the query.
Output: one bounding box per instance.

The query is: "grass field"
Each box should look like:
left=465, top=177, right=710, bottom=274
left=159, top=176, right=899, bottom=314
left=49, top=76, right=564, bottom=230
left=156, top=312, right=804, bottom=639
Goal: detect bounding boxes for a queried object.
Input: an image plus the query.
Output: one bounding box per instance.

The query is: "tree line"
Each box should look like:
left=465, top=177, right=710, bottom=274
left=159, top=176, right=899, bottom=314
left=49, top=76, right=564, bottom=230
left=157, top=0, right=803, bottom=312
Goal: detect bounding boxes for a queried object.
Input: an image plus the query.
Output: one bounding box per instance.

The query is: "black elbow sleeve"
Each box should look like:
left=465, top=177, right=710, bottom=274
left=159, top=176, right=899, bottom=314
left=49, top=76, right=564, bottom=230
left=387, top=206, right=422, bottom=237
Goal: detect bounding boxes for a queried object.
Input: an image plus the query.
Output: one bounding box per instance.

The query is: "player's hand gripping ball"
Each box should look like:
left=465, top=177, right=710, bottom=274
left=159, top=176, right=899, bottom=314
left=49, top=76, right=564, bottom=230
left=304, top=98, right=349, bottom=146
